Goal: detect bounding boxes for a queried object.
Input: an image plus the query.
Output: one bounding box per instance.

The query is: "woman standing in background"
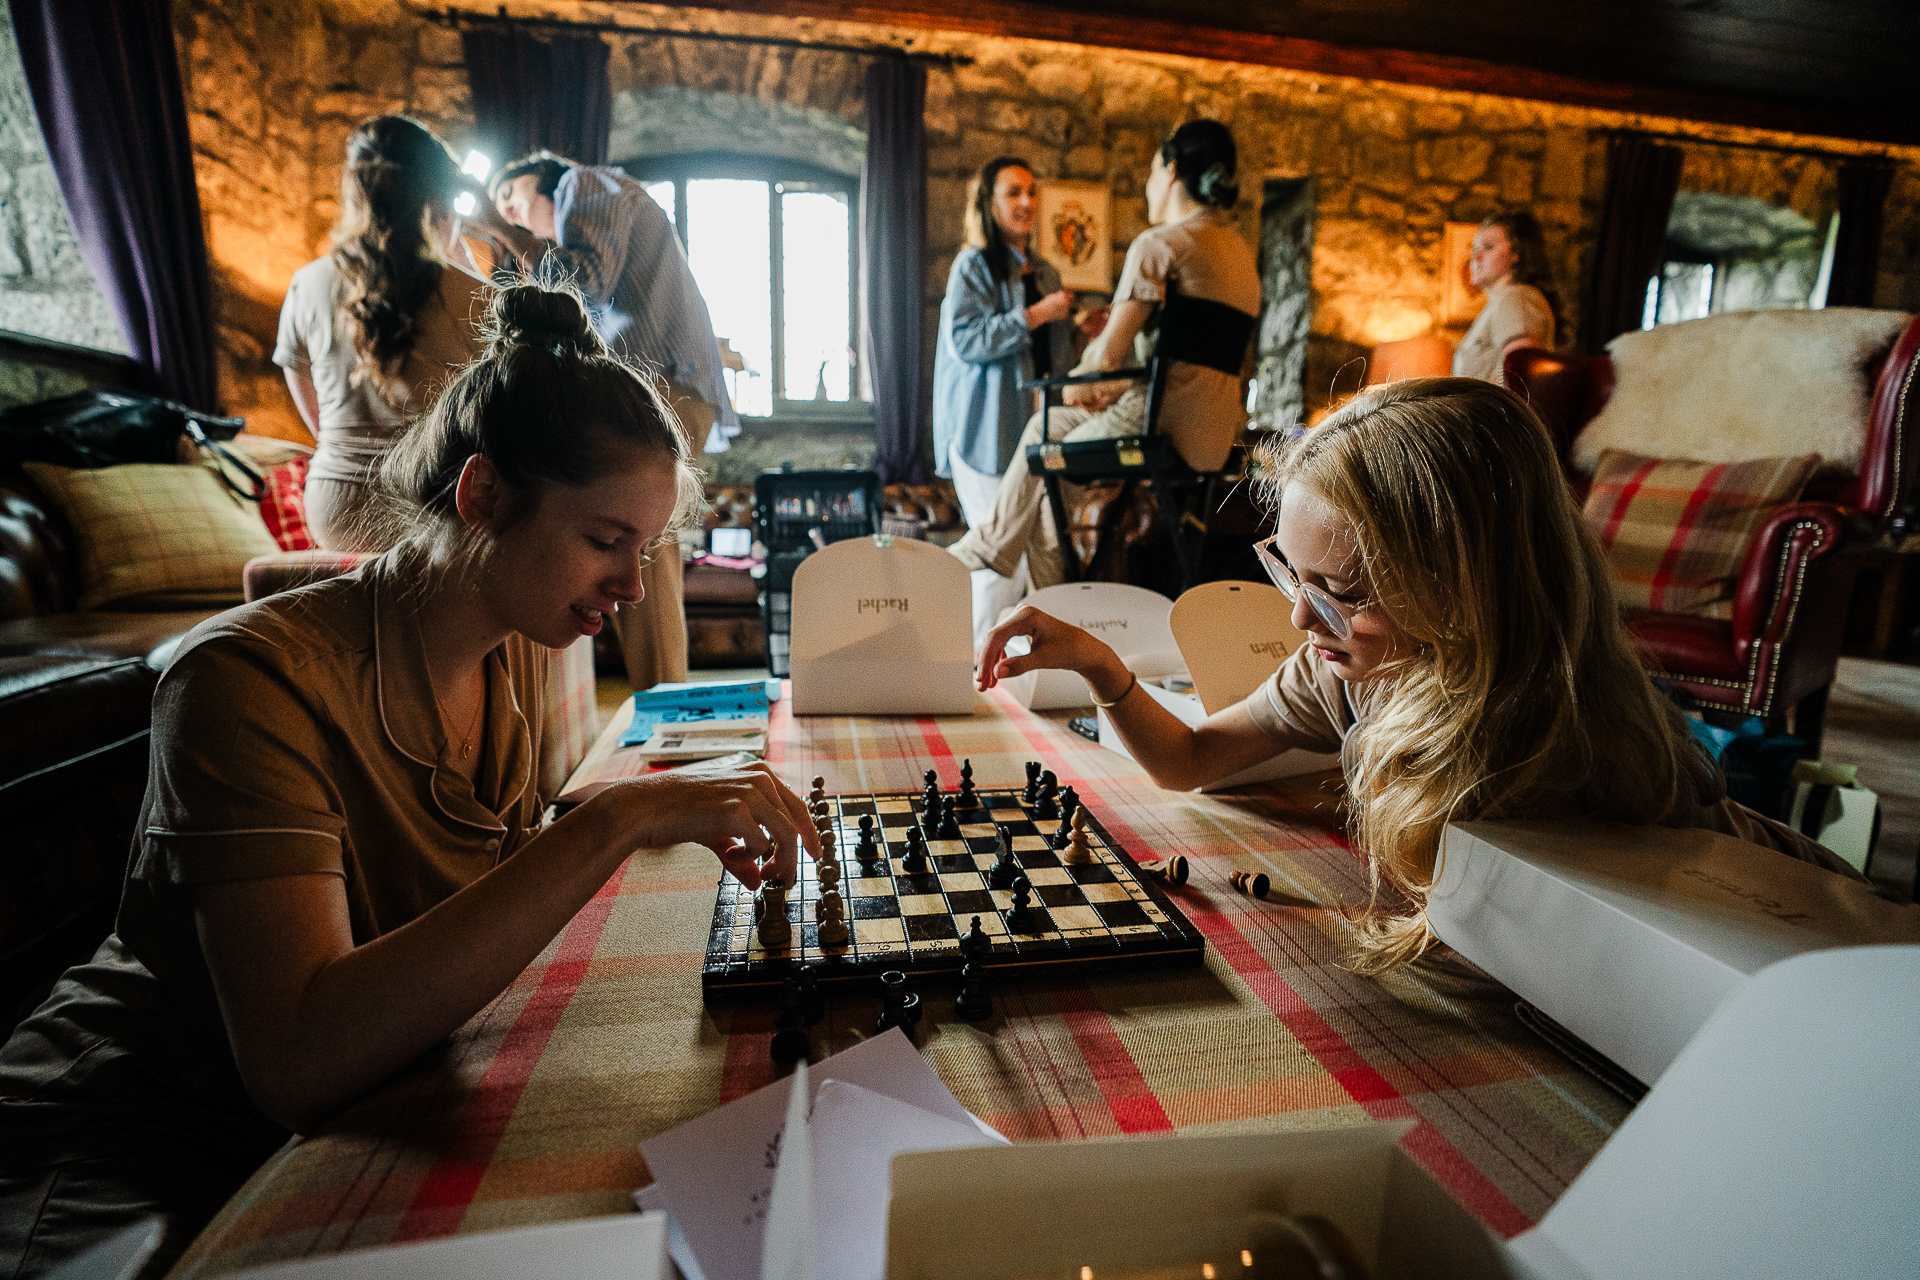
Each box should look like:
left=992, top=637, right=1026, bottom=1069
left=276, top=115, right=488, bottom=550
left=1451, top=211, right=1562, bottom=384
left=933, top=156, right=1075, bottom=645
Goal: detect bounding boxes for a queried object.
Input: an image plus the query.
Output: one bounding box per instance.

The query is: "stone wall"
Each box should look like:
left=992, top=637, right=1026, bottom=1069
left=0, top=3, right=127, bottom=355
left=163, top=0, right=1920, bottom=467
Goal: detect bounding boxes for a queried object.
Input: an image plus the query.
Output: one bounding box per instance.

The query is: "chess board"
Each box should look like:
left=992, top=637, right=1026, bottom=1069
left=702, top=784, right=1206, bottom=1001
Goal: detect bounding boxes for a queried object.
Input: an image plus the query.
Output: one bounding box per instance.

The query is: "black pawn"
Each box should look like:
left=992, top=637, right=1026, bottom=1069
left=1022, top=760, right=1042, bottom=803
left=770, top=979, right=810, bottom=1069
left=954, top=962, right=992, bottom=1022
left=794, top=966, right=825, bottom=1026
left=923, top=791, right=944, bottom=832
left=922, top=767, right=939, bottom=805
left=938, top=799, right=962, bottom=840
left=1058, top=786, right=1080, bottom=820
left=960, top=914, right=991, bottom=962
left=903, top=825, right=929, bottom=873
left=988, top=823, right=1020, bottom=889
left=1034, top=770, right=1060, bottom=821
left=1006, top=875, right=1036, bottom=934
left=856, top=813, right=878, bottom=855
left=876, top=969, right=922, bottom=1036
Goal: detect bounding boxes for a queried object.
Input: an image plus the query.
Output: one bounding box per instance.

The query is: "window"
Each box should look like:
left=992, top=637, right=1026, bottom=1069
left=1643, top=192, right=1828, bottom=330
left=629, top=154, right=863, bottom=421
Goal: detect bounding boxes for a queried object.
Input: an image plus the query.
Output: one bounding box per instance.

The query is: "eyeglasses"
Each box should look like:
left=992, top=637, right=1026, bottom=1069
left=1252, top=536, right=1359, bottom=640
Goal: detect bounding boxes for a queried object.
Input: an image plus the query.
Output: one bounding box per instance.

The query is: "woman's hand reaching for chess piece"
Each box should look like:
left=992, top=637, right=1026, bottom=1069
left=556, top=762, right=820, bottom=891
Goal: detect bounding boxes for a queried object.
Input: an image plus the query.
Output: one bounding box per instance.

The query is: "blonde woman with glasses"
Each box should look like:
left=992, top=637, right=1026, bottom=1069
left=975, top=377, right=1873, bottom=972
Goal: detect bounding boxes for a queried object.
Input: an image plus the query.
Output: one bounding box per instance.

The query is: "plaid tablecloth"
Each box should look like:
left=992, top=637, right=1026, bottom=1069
left=174, top=687, right=1627, bottom=1276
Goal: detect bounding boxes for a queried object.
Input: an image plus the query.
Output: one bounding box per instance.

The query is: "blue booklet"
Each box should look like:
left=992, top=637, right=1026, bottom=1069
left=618, top=679, right=781, bottom=747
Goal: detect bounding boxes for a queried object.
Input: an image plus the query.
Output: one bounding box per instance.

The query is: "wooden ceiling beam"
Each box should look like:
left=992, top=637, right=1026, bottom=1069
left=657, top=0, right=1919, bottom=148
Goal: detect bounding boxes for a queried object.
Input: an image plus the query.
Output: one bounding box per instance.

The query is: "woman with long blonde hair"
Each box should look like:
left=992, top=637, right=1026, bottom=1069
left=976, top=378, right=1863, bottom=970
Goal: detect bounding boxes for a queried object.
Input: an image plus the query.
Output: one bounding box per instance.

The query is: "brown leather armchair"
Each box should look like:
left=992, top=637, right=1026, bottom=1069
left=1507, top=314, right=1920, bottom=756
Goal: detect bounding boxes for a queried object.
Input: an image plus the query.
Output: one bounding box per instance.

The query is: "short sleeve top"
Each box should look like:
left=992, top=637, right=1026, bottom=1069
left=1451, top=283, right=1555, bottom=382
left=0, top=549, right=551, bottom=1132
left=1093, top=208, right=1261, bottom=471
left=274, top=257, right=487, bottom=483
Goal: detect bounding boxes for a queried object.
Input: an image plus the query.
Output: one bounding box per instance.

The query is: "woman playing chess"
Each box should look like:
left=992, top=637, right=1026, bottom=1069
left=976, top=378, right=1870, bottom=972
left=0, top=285, right=821, bottom=1278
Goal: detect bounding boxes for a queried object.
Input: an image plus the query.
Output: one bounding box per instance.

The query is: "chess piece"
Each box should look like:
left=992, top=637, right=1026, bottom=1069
left=954, top=962, right=992, bottom=1022
left=922, top=768, right=940, bottom=811
left=903, top=825, right=929, bottom=873
left=809, top=775, right=826, bottom=802
left=937, top=797, right=962, bottom=840
left=923, top=792, right=944, bottom=835
left=957, top=759, right=977, bottom=809
left=794, top=966, right=825, bottom=1026
left=1058, top=785, right=1079, bottom=820
left=1051, top=813, right=1073, bottom=850
left=856, top=812, right=878, bottom=855
left=1230, top=870, right=1270, bottom=900
left=1061, top=807, right=1094, bottom=866
left=1022, top=760, right=1042, bottom=803
left=1033, top=770, right=1059, bottom=820
left=959, top=915, right=991, bottom=963
left=756, top=874, right=792, bottom=947
left=1006, top=875, right=1036, bottom=934
left=875, top=969, right=922, bottom=1036
left=988, top=824, right=1020, bottom=889
left=770, top=979, right=810, bottom=1069
left=1140, top=855, right=1189, bottom=885
left=815, top=888, right=848, bottom=947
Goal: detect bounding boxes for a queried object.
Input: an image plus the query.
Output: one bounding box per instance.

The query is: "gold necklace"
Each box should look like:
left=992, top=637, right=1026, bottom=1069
left=430, top=665, right=487, bottom=761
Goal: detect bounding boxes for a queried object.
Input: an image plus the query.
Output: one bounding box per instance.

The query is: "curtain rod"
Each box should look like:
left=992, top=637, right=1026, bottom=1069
left=408, top=5, right=974, bottom=66
left=1604, top=126, right=1897, bottom=167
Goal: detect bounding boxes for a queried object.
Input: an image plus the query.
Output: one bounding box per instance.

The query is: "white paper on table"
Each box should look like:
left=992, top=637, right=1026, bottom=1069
left=636, top=1030, right=1003, bottom=1280
left=761, top=1059, right=815, bottom=1280
left=225, top=1215, right=670, bottom=1279
left=633, top=1184, right=707, bottom=1280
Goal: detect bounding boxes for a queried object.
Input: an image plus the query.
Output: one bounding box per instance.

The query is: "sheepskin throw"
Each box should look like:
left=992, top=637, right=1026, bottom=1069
left=1569, top=307, right=1911, bottom=475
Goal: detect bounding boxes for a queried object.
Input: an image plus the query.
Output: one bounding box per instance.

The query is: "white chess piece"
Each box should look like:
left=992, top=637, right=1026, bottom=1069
left=1063, top=807, right=1094, bottom=866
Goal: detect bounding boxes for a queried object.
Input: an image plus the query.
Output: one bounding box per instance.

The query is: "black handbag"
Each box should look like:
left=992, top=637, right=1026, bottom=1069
left=0, top=388, right=265, bottom=500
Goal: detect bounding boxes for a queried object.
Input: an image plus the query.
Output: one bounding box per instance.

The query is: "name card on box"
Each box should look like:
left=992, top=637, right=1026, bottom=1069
left=1169, top=579, right=1311, bottom=714
left=1003, top=581, right=1177, bottom=710
left=789, top=537, right=973, bottom=716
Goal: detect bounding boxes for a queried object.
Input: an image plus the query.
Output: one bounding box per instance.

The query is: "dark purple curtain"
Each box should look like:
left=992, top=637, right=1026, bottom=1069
left=861, top=58, right=927, bottom=484
left=1581, top=135, right=1684, bottom=353
left=1827, top=160, right=1895, bottom=309
left=12, top=0, right=218, bottom=410
left=462, top=28, right=612, bottom=166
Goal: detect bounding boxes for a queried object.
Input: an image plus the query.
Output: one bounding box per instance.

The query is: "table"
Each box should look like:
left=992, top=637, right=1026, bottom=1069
left=172, top=688, right=1628, bottom=1277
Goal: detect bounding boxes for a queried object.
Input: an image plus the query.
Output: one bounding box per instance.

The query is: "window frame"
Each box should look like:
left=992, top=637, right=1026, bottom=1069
left=624, top=151, right=869, bottom=424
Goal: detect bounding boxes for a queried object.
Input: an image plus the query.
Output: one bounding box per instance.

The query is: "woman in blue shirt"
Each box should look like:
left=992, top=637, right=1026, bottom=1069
left=934, top=157, right=1074, bottom=641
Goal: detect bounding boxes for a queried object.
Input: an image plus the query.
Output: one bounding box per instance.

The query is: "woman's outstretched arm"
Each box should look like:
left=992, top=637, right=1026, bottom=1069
left=196, top=764, right=817, bottom=1134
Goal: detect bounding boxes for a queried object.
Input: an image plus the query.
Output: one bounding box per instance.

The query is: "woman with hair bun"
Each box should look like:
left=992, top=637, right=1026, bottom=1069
left=950, top=119, right=1260, bottom=591
left=0, top=283, right=821, bottom=1278
left=275, top=115, right=488, bottom=550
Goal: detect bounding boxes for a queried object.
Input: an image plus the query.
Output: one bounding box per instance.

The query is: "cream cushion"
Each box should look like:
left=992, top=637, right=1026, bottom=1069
left=1569, top=307, right=1911, bottom=476
left=24, top=461, right=279, bottom=609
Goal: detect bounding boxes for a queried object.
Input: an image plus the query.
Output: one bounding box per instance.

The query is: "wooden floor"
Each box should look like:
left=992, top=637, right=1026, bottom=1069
left=598, top=656, right=1920, bottom=901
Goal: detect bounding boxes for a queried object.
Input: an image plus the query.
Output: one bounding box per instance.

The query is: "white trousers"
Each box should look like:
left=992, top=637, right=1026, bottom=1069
left=949, top=445, right=1030, bottom=653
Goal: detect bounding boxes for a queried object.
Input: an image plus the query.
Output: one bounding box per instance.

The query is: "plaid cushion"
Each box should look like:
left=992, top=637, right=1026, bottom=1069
left=259, top=456, right=316, bottom=551
left=23, top=460, right=279, bottom=610
left=1583, top=448, right=1820, bottom=618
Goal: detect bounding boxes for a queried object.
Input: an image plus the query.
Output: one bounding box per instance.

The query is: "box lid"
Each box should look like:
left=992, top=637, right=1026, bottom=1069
left=1169, top=580, right=1308, bottom=713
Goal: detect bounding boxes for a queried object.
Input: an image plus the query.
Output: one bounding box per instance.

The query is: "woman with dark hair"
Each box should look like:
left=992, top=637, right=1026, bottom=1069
left=0, top=284, right=821, bottom=1278
left=933, top=156, right=1075, bottom=640
left=950, top=120, right=1260, bottom=592
left=275, top=115, right=488, bottom=550
left=1452, top=211, right=1562, bottom=384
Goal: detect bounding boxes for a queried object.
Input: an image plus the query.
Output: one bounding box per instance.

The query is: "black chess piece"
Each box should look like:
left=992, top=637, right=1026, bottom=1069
left=1034, top=770, right=1060, bottom=820
left=794, top=966, right=825, bottom=1026
left=903, top=825, right=929, bottom=873
left=959, top=915, right=991, bottom=963
left=957, top=759, right=977, bottom=809
left=954, top=962, right=992, bottom=1022
left=875, top=969, right=923, bottom=1036
left=1058, top=785, right=1079, bottom=820
left=988, top=824, right=1020, bottom=889
left=1051, top=813, right=1073, bottom=849
left=855, top=813, right=879, bottom=859
left=770, top=979, right=810, bottom=1069
left=1022, top=760, right=1042, bottom=803
left=1006, top=875, right=1036, bottom=934
left=922, top=768, right=940, bottom=809
left=923, top=791, right=944, bottom=832
left=937, top=798, right=962, bottom=839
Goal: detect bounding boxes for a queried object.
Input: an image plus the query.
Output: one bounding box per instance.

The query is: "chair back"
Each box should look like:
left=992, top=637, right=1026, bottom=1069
left=1143, top=287, right=1255, bottom=444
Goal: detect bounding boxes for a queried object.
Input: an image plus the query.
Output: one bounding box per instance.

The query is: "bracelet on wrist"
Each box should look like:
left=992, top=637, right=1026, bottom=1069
left=1090, top=670, right=1138, bottom=709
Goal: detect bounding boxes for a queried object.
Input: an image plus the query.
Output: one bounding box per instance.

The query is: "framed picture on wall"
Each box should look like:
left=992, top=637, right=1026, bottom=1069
left=1035, top=181, right=1112, bottom=291
left=1443, top=222, right=1485, bottom=326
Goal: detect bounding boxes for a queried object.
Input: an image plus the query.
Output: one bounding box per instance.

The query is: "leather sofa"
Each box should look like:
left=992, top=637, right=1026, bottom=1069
left=0, top=463, right=225, bottom=1033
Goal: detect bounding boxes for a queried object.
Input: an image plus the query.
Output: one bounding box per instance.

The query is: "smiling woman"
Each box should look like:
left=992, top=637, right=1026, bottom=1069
left=0, top=283, right=823, bottom=1279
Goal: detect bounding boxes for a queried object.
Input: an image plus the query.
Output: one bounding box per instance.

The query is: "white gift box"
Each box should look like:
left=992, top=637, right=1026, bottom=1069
left=789, top=536, right=974, bottom=716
